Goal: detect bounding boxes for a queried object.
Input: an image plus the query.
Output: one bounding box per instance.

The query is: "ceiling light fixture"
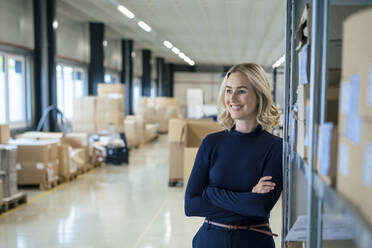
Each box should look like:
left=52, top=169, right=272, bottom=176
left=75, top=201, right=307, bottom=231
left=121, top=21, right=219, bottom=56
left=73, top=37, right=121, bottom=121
left=138, top=21, right=151, bottom=32
left=52, top=20, right=59, bottom=29
left=118, top=5, right=135, bottom=19
left=163, top=41, right=173, bottom=49
left=272, top=55, right=285, bottom=68
left=103, top=40, right=108, bottom=47
left=178, top=52, right=186, bottom=59
left=172, top=47, right=180, bottom=55
left=184, top=57, right=191, bottom=63
left=189, top=60, right=195, bottom=66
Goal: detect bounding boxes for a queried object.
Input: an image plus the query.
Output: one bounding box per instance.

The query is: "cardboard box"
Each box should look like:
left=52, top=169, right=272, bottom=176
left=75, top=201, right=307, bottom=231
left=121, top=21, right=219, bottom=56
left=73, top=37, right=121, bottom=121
left=337, top=121, right=372, bottom=225
left=16, top=143, right=52, bottom=164
left=183, top=147, right=199, bottom=191
left=0, top=124, right=10, bottom=144
left=97, top=83, right=125, bottom=97
left=183, top=120, right=222, bottom=191
left=342, top=8, right=372, bottom=119
left=96, top=97, right=125, bottom=113
left=126, top=115, right=146, bottom=145
left=17, top=132, right=63, bottom=140
left=59, top=144, right=73, bottom=179
left=317, top=123, right=338, bottom=187
left=169, top=119, right=186, bottom=143
left=183, top=120, right=221, bottom=148
left=17, top=162, right=54, bottom=185
left=63, top=133, right=89, bottom=148
left=71, top=148, right=87, bottom=171
left=169, top=142, right=184, bottom=181
left=96, top=112, right=125, bottom=132
left=145, top=124, right=158, bottom=143
left=124, top=119, right=139, bottom=148
left=73, top=97, right=97, bottom=121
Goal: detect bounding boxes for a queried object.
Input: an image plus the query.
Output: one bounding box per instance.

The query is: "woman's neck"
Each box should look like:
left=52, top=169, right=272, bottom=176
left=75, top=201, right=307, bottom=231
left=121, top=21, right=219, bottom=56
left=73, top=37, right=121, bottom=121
left=235, top=118, right=258, bottom=133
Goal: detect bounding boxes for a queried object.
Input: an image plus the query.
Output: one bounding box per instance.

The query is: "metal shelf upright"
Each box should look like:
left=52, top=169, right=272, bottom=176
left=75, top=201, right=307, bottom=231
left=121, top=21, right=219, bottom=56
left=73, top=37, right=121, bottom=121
left=282, top=0, right=372, bottom=248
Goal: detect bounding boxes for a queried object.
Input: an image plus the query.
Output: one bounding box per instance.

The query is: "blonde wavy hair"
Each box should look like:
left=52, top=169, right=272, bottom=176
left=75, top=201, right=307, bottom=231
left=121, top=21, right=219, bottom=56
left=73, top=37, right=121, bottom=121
left=218, top=63, right=280, bottom=131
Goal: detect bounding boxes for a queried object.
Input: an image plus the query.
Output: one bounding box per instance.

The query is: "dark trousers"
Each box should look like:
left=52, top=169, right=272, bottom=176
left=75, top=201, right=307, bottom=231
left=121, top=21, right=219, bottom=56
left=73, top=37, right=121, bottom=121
left=192, top=222, right=275, bottom=248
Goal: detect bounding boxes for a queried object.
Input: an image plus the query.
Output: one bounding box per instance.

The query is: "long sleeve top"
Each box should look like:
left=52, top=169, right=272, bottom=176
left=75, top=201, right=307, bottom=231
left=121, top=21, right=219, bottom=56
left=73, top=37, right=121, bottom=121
left=184, top=125, right=283, bottom=225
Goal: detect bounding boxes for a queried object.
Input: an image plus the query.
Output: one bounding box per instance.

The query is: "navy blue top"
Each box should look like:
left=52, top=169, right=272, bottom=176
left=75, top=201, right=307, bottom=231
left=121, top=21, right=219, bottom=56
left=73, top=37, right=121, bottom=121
left=184, top=125, right=283, bottom=225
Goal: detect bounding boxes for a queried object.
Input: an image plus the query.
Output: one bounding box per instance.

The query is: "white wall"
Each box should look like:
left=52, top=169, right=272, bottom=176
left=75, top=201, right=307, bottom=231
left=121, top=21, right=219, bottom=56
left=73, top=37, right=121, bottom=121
left=57, top=17, right=90, bottom=63
left=174, top=72, right=224, bottom=116
left=0, top=0, right=33, bottom=49
left=104, top=39, right=121, bottom=71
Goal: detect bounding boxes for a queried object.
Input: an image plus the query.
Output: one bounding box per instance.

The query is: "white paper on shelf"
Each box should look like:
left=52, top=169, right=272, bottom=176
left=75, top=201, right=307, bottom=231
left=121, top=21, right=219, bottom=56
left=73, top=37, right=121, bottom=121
left=349, top=74, right=360, bottom=113
left=318, top=123, right=333, bottom=176
left=369, top=65, right=372, bottom=106
left=285, top=215, right=355, bottom=242
left=363, top=144, right=372, bottom=187
left=36, top=163, right=44, bottom=170
left=338, top=143, right=349, bottom=176
left=340, top=82, right=350, bottom=114
left=345, top=113, right=362, bottom=144
left=299, top=44, right=309, bottom=85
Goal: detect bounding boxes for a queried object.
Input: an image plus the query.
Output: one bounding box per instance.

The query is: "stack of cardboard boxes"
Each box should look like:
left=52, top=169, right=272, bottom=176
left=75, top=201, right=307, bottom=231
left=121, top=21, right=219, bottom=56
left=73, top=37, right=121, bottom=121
left=168, top=119, right=186, bottom=185
left=336, top=8, right=372, bottom=226
left=125, top=115, right=146, bottom=146
left=71, top=84, right=125, bottom=134
left=0, top=124, right=18, bottom=198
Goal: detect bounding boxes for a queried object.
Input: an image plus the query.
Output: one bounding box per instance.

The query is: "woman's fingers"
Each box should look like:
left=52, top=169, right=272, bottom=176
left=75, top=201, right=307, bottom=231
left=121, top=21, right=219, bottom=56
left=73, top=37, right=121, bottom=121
left=259, top=176, right=272, bottom=182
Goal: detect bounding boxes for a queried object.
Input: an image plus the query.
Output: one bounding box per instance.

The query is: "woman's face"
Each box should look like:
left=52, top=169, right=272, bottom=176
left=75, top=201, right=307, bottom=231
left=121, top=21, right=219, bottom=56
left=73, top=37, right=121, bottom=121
left=224, top=72, right=258, bottom=121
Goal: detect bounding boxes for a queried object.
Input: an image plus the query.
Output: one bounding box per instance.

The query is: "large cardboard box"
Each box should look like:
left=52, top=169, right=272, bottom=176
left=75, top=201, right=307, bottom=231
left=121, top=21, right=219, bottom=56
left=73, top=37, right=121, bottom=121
left=183, top=120, right=222, bottom=191
left=72, top=97, right=97, bottom=133
left=341, top=8, right=372, bottom=119
left=317, top=123, right=338, bottom=187
left=124, top=119, right=139, bottom=148
left=70, top=148, right=87, bottom=171
left=0, top=124, right=10, bottom=144
left=97, top=83, right=125, bottom=97
left=63, top=133, right=89, bottom=149
left=337, top=121, right=372, bottom=225
left=17, top=162, right=54, bottom=185
left=17, top=143, right=52, bottom=164
left=17, top=132, right=64, bottom=140
left=96, top=112, right=125, bottom=132
left=168, top=119, right=186, bottom=182
left=183, top=147, right=199, bottom=191
left=126, top=115, right=146, bottom=145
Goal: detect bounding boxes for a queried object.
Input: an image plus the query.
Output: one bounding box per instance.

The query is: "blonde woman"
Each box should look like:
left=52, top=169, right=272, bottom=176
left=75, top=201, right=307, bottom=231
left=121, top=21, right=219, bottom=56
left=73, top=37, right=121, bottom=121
left=185, top=63, right=282, bottom=248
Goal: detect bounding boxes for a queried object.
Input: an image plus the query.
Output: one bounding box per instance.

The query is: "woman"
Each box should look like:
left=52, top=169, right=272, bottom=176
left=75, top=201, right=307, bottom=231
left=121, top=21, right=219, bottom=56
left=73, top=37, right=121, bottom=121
left=184, top=63, right=282, bottom=248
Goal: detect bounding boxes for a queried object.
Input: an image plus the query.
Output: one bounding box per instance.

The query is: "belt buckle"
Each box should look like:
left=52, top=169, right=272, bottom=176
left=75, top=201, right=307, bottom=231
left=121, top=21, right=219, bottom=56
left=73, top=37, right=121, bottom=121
left=229, top=225, right=238, bottom=230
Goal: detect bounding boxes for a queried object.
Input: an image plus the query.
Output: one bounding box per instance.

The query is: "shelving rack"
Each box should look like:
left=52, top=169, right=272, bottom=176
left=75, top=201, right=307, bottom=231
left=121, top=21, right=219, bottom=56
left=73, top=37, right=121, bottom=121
left=282, top=0, right=372, bottom=248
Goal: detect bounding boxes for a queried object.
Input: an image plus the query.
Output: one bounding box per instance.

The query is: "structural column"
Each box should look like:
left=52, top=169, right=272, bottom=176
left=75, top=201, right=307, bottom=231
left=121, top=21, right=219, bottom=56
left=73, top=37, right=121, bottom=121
left=168, top=63, right=174, bottom=97
left=141, top=49, right=151, bottom=97
left=88, top=23, right=105, bottom=95
left=121, top=40, right=133, bottom=115
left=273, top=67, right=277, bottom=103
left=33, top=0, right=56, bottom=131
left=156, top=57, right=164, bottom=96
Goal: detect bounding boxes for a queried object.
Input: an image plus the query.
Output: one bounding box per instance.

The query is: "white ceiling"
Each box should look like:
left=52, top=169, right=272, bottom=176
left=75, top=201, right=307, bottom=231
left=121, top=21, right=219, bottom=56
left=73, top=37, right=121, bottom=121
left=57, top=0, right=286, bottom=67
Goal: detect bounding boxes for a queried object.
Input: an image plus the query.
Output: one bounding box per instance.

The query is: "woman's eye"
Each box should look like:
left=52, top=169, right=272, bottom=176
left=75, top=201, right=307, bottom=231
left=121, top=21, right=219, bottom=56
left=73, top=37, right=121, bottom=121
left=238, top=90, right=246, bottom=94
left=226, top=89, right=232, bottom=94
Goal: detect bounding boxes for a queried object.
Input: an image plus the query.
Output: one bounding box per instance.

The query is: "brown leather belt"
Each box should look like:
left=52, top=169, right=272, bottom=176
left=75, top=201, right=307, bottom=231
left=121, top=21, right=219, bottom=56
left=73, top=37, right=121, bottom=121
left=204, top=220, right=278, bottom=237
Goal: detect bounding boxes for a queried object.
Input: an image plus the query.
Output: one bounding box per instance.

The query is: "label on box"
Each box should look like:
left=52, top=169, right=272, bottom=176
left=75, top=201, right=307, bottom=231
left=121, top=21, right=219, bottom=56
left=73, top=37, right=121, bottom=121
left=36, top=163, right=44, bottom=170
left=338, top=143, right=349, bottom=176
left=47, top=167, right=54, bottom=181
left=349, top=74, right=360, bottom=113
left=16, top=163, right=21, bottom=170
left=345, top=114, right=362, bottom=144
left=299, top=44, right=309, bottom=85
left=340, top=82, right=350, bottom=114
left=318, top=123, right=333, bottom=176
left=369, top=66, right=372, bottom=106
left=363, top=144, right=372, bottom=187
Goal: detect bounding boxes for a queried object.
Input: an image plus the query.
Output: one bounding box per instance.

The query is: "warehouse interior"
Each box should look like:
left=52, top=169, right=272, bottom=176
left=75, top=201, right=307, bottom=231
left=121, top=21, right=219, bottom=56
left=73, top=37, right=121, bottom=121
left=0, top=0, right=371, bottom=247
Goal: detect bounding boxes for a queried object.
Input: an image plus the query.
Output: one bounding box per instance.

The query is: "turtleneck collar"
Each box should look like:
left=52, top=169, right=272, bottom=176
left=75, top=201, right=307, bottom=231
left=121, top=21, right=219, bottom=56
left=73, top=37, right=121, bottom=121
left=230, top=124, right=263, bottom=137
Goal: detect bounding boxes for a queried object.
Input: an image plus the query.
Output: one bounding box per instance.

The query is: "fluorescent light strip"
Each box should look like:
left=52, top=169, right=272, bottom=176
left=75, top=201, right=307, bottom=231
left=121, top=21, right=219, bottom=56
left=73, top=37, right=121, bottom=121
left=138, top=21, right=151, bottom=32
left=189, top=60, right=195, bottom=66
left=118, top=5, right=135, bottom=19
left=172, top=47, right=180, bottom=54
left=178, top=52, right=186, bottom=59
left=272, top=55, right=285, bottom=68
left=163, top=40, right=173, bottom=49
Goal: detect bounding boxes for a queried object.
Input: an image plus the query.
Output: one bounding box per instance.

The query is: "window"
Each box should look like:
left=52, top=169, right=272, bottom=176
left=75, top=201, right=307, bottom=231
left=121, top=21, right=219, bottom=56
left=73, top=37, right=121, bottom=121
left=104, top=71, right=120, bottom=84
left=0, top=53, right=28, bottom=128
left=56, top=64, right=88, bottom=119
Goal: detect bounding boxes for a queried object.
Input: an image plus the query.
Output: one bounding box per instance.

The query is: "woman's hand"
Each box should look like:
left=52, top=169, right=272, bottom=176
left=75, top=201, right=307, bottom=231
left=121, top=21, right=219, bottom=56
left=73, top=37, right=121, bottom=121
left=252, top=176, right=275, bottom=194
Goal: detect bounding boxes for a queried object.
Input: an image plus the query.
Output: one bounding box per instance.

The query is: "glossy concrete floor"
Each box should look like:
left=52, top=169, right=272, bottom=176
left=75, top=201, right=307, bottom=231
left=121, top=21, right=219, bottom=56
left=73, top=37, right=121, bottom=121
left=0, top=134, right=282, bottom=248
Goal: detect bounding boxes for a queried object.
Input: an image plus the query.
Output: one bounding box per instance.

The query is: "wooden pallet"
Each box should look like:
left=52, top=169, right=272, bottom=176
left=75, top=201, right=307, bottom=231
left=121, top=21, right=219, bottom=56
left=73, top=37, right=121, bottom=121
left=19, top=177, right=61, bottom=191
left=60, top=172, right=78, bottom=183
left=0, top=193, right=27, bottom=214
left=168, top=179, right=183, bottom=187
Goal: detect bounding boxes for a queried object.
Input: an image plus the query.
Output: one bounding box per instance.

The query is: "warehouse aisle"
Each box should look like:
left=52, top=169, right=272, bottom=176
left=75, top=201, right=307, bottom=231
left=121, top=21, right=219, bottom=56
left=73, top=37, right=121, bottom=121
left=0, top=135, right=282, bottom=248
